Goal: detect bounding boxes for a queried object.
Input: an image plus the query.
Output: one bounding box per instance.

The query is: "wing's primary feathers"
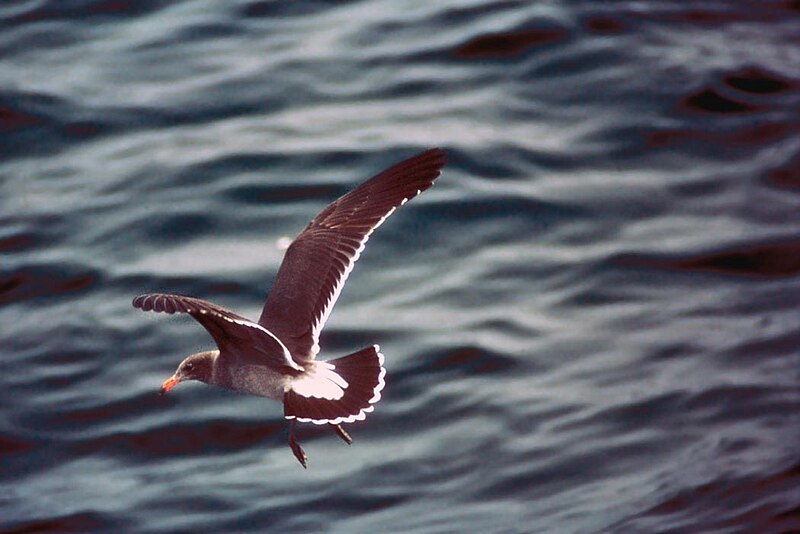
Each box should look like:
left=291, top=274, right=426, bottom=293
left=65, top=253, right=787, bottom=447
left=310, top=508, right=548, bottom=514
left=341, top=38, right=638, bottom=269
left=258, top=148, right=446, bottom=363
left=132, top=293, right=302, bottom=372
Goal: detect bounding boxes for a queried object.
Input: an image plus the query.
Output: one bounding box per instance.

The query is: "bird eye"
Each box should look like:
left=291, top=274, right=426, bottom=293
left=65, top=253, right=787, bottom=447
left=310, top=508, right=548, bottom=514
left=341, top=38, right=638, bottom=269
left=185, top=362, right=194, bottom=371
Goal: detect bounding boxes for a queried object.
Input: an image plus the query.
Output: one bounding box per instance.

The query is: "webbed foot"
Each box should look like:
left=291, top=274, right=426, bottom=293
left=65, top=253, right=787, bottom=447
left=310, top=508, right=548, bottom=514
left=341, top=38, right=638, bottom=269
left=288, top=420, right=307, bottom=468
left=330, top=423, right=353, bottom=445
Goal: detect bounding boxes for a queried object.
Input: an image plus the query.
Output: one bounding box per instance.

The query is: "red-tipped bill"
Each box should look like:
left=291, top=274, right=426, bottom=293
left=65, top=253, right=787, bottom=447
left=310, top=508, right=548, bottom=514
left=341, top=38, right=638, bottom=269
left=160, top=375, right=179, bottom=395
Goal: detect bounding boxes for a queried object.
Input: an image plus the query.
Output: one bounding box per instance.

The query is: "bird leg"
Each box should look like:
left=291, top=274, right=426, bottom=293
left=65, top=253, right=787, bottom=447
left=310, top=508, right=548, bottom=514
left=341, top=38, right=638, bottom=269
left=287, top=420, right=307, bottom=468
left=330, top=423, right=352, bottom=445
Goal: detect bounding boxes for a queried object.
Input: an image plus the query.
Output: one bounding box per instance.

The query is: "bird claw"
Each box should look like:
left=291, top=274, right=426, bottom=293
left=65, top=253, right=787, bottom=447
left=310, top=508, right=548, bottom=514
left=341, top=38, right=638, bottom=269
left=288, top=421, right=307, bottom=468
left=289, top=438, right=307, bottom=469
left=330, top=423, right=352, bottom=445
left=287, top=422, right=351, bottom=468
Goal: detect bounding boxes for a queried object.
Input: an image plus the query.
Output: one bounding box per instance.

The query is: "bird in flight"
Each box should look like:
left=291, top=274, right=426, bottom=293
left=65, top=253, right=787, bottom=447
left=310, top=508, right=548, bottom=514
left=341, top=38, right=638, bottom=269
left=133, top=148, right=446, bottom=467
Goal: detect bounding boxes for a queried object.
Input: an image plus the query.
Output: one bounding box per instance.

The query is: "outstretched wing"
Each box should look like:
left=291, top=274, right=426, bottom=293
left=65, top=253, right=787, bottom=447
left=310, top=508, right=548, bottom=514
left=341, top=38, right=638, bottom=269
left=133, top=293, right=303, bottom=372
left=258, top=148, right=446, bottom=364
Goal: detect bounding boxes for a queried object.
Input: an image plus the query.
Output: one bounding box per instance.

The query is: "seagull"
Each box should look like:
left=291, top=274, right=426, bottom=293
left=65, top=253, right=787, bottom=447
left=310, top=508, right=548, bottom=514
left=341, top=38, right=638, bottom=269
left=133, top=148, right=446, bottom=467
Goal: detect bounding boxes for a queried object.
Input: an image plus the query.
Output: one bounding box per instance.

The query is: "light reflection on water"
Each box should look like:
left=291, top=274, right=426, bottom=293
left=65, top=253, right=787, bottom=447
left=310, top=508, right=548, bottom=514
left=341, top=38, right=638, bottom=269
left=2, top=0, right=799, bottom=532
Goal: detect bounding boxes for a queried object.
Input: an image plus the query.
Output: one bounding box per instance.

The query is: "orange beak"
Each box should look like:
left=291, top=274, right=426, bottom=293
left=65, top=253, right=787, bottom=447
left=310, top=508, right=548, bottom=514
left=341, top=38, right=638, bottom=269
left=160, top=375, right=180, bottom=395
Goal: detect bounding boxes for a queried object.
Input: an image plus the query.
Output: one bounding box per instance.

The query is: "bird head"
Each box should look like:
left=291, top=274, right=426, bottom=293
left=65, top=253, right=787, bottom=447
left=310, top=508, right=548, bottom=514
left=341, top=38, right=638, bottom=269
left=160, top=350, right=217, bottom=394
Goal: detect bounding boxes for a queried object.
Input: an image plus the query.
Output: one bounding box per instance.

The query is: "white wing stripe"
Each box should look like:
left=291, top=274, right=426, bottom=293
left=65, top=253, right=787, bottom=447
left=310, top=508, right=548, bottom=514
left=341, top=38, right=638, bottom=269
left=308, top=200, right=410, bottom=353
left=204, top=309, right=303, bottom=371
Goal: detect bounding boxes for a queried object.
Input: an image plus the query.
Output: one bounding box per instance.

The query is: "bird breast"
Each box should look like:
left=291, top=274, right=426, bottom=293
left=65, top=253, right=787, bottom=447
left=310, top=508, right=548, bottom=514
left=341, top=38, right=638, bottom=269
left=224, top=364, right=289, bottom=400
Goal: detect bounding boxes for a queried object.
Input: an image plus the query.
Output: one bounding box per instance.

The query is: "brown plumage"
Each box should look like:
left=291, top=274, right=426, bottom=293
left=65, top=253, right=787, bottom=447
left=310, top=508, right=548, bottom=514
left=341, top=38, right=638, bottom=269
left=133, top=148, right=446, bottom=467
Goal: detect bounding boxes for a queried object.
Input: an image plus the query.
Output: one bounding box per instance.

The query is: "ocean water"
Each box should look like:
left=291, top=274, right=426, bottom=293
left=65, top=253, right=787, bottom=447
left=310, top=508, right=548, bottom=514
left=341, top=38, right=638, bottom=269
left=2, top=1, right=800, bottom=532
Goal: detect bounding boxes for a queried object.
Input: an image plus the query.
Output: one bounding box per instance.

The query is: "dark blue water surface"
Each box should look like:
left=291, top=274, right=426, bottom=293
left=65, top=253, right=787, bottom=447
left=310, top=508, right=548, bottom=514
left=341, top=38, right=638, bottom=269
left=3, top=1, right=800, bottom=532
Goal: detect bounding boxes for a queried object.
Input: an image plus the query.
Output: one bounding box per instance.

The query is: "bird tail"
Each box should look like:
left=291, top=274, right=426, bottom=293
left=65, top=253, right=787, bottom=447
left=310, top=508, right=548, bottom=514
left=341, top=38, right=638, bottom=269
left=284, top=345, right=386, bottom=425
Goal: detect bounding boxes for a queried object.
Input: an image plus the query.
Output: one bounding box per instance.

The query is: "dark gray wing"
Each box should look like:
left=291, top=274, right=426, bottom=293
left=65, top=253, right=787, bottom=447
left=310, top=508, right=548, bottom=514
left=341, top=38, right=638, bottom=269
left=133, top=293, right=303, bottom=372
left=258, top=148, right=446, bottom=364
